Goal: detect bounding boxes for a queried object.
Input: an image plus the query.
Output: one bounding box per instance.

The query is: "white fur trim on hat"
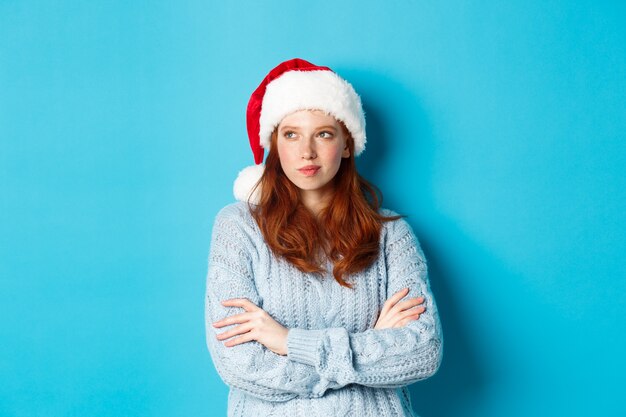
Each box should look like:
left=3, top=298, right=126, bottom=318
left=258, top=70, right=366, bottom=155
left=233, top=164, right=264, bottom=205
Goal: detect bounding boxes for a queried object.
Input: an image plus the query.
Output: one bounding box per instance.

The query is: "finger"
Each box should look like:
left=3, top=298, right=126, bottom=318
left=221, top=298, right=259, bottom=311
left=213, top=311, right=255, bottom=328
left=390, top=297, right=425, bottom=314
left=216, top=322, right=254, bottom=341
left=380, top=288, right=409, bottom=315
left=393, top=309, right=425, bottom=328
left=393, top=319, right=405, bottom=328
left=224, top=331, right=255, bottom=347
left=388, top=305, right=426, bottom=327
left=390, top=306, right=426, bottom=328
left=394, top=317, right=414, bottom=328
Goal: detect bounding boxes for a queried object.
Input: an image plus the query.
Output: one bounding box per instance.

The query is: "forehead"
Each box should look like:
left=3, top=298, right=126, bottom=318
left=278, top=109, right=339, bottom=127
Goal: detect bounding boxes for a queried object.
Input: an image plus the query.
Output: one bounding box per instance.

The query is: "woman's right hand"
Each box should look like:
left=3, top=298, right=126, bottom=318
left=374, top=287, right=426, bottom=329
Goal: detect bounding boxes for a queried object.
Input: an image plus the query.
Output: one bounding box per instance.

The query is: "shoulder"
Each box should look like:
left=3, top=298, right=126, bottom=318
left=209, top=202, right=263, bottom=258
left=378, top=206, right=400, bottom=218
left=212, top=201, right=260, bottom=230
left=378, top=207, right=412, bottom=238
left=210, top=202, right=260, bottom=239
left=215, top=201, right=255, bottom=219
left=378, top=207, right=425, bottom=258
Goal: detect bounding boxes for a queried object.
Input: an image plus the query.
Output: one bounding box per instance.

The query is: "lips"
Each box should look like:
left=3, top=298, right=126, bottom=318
left=298, top=165, right=320, bottom=176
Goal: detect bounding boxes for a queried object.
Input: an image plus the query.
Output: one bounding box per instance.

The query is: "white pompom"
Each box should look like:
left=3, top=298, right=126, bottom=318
left=233, top=164, right=264, bottom=204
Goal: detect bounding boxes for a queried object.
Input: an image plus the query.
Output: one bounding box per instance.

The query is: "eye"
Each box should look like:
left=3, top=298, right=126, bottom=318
left=318, top=131, right=334, bottom=139
left=283, top=131, right=297, bottom=139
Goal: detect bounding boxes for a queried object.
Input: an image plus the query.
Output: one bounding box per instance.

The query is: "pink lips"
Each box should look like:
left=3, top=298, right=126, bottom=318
left=298, top=165, right=320, bottom=176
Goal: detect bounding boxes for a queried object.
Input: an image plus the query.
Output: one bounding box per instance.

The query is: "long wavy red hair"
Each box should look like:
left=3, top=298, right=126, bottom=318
left=247, top=121, right=403, bottom=289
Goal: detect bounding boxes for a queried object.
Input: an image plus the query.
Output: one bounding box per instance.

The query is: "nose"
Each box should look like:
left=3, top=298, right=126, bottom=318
left=300, top=137, right=317, bottom=159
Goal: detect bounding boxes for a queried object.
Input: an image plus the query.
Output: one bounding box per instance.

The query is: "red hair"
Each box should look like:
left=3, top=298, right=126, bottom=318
left=247, top=122, right=403, bottom=288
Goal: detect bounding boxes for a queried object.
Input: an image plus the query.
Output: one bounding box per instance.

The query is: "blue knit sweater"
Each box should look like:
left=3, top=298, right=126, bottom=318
left=204, top=201, right=443, bottom=417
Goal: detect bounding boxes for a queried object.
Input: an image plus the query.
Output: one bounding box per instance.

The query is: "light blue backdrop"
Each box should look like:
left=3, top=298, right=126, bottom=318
left=1, top=1, right=625, bottom=416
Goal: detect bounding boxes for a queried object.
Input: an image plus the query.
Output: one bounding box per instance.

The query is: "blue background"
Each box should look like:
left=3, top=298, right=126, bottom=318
left=1, top=1, right=625, bottom=416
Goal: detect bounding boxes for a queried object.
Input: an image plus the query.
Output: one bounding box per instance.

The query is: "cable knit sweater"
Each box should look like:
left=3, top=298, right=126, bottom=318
left=204, top=201, right=443, bottom=417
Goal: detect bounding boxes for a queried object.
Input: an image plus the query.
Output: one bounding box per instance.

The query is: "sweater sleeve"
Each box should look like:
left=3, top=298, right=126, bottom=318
left=286, top=214, right=444, bottom=390
left=205, top=205, right=443, bottom=399
left=204, top=205, right=330, bottom=402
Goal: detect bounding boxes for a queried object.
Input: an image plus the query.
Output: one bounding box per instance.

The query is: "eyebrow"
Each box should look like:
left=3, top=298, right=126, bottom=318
left=279, top=125, right=338, bottom=131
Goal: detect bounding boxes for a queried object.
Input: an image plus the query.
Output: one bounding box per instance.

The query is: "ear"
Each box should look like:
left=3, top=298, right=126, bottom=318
left=342, top=145, right=350, bottom=158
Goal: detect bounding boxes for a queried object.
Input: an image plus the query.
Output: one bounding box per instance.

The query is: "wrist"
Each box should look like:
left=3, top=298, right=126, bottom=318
left=286, top=328, right=326, bottom=366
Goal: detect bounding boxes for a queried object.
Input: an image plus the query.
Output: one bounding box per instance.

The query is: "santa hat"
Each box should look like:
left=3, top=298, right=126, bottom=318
left=233, top=58, right=367, bottom=204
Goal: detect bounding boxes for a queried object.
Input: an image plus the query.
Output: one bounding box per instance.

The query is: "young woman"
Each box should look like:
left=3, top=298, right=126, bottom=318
left=205, top=58, right=443, bottom=417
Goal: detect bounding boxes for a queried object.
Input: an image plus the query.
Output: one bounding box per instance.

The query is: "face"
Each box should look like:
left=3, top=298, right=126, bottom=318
left=276, top=109, right=350, bottom=203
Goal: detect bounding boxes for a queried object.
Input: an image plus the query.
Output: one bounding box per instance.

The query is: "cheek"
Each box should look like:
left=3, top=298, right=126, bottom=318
left=276, top=141, right=288, bottom=160
left=323, top=146, right=344, bottom=163
left=276, top=143, right=297, bottom=168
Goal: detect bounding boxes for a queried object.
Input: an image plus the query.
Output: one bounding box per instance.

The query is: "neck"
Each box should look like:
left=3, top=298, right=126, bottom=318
left=299, top=187, right=334, bottom=218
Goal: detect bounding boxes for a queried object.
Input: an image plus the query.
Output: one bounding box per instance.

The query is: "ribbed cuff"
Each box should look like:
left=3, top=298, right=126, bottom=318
left=287, top=328, right=325, bottom=366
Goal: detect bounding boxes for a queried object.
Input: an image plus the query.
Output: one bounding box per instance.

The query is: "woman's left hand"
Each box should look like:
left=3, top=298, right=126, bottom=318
left=212, top=298, right=289, bottom=356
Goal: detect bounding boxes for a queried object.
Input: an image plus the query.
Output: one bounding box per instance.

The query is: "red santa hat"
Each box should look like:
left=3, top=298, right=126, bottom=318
left=233, top=58, right=367, bottom=204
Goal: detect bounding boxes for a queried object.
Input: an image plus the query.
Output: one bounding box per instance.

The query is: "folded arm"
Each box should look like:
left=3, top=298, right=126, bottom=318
left=286, top=215, right=443, bottom=389
left=205, top=205, right=443, bottom=401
